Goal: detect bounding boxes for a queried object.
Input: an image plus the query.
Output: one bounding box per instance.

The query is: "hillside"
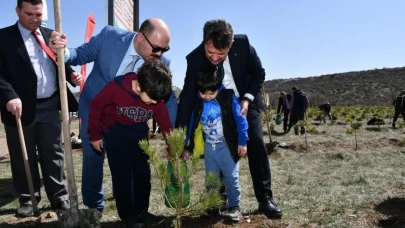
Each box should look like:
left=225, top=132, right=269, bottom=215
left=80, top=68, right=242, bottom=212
left=263, top=66, right=405, bottom=108
left=73, top=67, right=405, bottom=108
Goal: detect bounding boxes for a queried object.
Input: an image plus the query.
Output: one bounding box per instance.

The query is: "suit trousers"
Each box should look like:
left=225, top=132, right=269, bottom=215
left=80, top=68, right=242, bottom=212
left=5, top=94, right=68, bottom=206
left=282, top=109, right=290, bottom=132
left=393, top=109, right=405, bottom=123
left=289, top=110, right=305, bottom=132
left=246, top=108, right=273, bottom=202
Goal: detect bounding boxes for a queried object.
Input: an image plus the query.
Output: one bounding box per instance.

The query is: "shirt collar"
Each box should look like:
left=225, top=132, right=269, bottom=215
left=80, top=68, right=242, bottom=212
left=17, top=21, right=41, bottom=38
left=128, top=34, right=139, bottom=57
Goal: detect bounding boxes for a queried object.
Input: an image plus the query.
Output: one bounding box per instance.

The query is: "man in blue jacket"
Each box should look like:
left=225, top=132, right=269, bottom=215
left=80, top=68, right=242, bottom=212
left=50, top=18, right=177, bottom=223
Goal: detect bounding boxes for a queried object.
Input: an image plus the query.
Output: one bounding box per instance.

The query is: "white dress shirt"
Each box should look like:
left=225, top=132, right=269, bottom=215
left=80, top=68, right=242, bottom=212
left=222, top=56, right=255, bottom=101
left=18, top=22, right=56, bottom=98
left=116, top=35, right=144, bottom=76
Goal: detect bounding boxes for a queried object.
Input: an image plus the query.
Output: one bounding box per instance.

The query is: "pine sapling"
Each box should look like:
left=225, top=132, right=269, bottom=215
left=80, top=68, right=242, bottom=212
left=139, top=128, right=223, bottom=228
left=346, top=121, right=362, bottom=150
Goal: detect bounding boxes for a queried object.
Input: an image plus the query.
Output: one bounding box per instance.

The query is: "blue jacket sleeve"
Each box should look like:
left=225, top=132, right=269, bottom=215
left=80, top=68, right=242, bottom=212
left=165, top=91, right=178, bottom=127
left=65, top=26, right=110, bottom=66
left=160, top=56, right=177, bottom=127
left=231, top=94, right=249, bottom=146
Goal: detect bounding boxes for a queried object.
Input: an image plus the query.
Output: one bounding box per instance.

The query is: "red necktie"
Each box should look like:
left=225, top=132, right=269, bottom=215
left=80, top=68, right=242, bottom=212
left=31, top=31, right=57, bottom=64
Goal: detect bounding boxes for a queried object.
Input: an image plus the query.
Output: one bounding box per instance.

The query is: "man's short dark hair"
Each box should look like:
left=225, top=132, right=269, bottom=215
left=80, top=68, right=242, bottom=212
left=203, top=19, right=234, bottom=50
left=137, top=60, right=172, bottom=101
left=196, top=66, right=222, bottom=93
left=139, top=19, right=155, bottom=36
left=17, top=0, right=42, bottom=8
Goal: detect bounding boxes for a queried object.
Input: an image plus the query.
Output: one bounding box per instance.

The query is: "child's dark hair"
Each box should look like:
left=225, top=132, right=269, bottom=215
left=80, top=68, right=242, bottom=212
left=196, top=65, right=222, bottom=93
left=137, top=60, right=172, bottom=101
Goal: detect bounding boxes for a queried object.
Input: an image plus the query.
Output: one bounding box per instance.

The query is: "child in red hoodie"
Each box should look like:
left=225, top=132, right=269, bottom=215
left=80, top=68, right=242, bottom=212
left=88, top=60, right=172, bottom=227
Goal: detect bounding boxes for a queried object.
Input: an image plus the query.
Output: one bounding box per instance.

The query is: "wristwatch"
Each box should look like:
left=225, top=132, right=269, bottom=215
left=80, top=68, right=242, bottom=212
left=241, top=97, right=252, bottom=104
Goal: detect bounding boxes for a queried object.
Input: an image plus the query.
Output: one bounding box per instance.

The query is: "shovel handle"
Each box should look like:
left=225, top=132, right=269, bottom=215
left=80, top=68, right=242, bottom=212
left=16, top=115, right=39, bottom=215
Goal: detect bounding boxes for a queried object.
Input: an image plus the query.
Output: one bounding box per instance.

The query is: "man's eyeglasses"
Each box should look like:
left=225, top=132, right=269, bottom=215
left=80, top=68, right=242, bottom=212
left=142, top=33, right=170, bottom=53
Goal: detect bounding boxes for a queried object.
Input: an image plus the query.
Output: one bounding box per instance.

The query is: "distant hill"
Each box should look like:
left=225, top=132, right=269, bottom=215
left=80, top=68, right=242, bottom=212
left=73, top=66, right=405, bottom=108
left=263, top=67, right=405, bottom=108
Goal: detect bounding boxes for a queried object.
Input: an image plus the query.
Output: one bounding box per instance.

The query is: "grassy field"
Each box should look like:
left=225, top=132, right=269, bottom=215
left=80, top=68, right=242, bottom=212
left=0, top=107, right=404, bottom=227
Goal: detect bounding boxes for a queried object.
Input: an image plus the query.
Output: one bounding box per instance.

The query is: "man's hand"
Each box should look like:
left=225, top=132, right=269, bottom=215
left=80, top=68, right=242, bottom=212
left=180, top=150, right=190, bottom=160
left=49, top=31, right=67, bottom=53
left=71, top=72, right=83, bottom=86
left=238, top=145, right=247, bottom=157
left=240, top=100, right=249, bottom=116
left=6, top=98, right=22, bottom=118
left=90, top=139, right=103, bottom=152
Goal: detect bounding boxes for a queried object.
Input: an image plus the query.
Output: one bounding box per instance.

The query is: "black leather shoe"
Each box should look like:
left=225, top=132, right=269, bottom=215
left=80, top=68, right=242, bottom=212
left=16, top=204, right=34, bottom=217
left=136, top=212, right=164, bottom=225
left=203, top=207, right=220, bottom=217
left=258, top=198, right=282, bottom=219
left=52, top=200, right=70, bottom=210
left=121, top=219, right=143, bottom=228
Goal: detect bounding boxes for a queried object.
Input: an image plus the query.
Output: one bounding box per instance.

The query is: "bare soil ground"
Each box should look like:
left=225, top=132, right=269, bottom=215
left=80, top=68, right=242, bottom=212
left=0, top=117, right=404, bottom=227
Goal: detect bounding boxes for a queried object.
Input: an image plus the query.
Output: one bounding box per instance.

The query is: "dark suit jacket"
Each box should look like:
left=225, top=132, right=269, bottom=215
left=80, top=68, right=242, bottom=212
left=277, top=94, right=292, bottom=114
left=0, top=23, right=78, bottom=126
left=176, top=34, right=266, bottom=128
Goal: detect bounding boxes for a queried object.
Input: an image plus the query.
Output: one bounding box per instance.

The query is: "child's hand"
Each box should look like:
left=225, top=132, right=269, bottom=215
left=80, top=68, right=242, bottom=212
left=238, top=145, right=247, bottom=157
left=90, top=139, right=103, bottom=152
left=180, top=150, right=191, bottom=160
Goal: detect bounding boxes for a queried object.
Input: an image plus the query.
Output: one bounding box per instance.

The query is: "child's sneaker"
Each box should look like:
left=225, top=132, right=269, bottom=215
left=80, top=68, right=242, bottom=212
left=226, top=206, right=242, bottom=222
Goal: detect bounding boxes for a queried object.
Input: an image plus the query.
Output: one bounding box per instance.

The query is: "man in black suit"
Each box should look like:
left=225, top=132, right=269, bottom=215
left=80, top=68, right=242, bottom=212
left=277, top=91, right=292, bottom=133
left=176, top=19, right=282, bottom=218
left=0, top=0, right=82, bottom=217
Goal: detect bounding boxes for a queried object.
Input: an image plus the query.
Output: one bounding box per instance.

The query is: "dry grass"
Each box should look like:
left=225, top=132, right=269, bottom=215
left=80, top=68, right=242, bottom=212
left=0, top=118, right=404, bottom=227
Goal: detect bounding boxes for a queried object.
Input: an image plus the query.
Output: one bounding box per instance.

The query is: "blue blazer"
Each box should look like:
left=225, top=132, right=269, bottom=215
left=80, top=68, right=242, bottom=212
left=65, top=25, right=177, bottom=127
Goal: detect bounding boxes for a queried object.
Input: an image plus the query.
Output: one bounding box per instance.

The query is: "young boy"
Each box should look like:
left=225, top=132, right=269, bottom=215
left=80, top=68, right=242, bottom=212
left=181, top=66, right=249, bottom=222
left=88, top=60, right=172, bottom=227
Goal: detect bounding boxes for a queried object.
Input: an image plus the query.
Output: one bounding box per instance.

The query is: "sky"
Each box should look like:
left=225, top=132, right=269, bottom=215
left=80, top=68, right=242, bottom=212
left=1, top=0, right=404, bottom=92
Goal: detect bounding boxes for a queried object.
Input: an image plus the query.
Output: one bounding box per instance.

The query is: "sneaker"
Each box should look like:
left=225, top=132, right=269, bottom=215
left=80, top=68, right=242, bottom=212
left=226, top=207, right=242, bottom=222
left=136, top=212, right=165, bottom=225
left=97, top=211, right=102, bottom=219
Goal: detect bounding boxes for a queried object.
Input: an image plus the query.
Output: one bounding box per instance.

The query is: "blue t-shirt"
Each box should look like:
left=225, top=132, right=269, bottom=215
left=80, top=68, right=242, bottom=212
left=200, top=100, right=224, bottom=144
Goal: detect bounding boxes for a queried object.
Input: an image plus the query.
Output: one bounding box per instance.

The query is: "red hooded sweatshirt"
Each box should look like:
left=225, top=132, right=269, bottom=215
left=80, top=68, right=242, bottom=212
left=88, top=73, right=172, bottom=141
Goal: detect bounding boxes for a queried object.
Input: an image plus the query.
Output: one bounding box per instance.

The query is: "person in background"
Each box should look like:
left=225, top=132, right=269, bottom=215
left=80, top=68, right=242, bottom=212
left=277, top=91, right=291, bottom=133
left=319, top=102, right=332, bottom=123
left=288, top=86, right=309, bottom=135
left=392, top=90, right=405, bottom=128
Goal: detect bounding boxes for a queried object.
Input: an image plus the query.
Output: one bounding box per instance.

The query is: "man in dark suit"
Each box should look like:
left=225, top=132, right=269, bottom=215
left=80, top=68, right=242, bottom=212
left=392, top=90, right=405, bottom=128
left=0, top=0, right=82, bottom=217
left=277, top=91, right=292, bottom=133
left=176, top=19, right=282, bottom=218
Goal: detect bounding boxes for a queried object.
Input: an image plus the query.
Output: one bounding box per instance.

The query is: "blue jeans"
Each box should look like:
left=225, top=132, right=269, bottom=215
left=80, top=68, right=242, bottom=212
left=204, top=141, right=240, bottom=208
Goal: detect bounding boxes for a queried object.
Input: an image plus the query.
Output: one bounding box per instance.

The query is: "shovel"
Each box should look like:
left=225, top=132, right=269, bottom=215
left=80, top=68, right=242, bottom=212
left=16, top=115, right=40, bottom=217
left=52, top=1, right=100, bottom=227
